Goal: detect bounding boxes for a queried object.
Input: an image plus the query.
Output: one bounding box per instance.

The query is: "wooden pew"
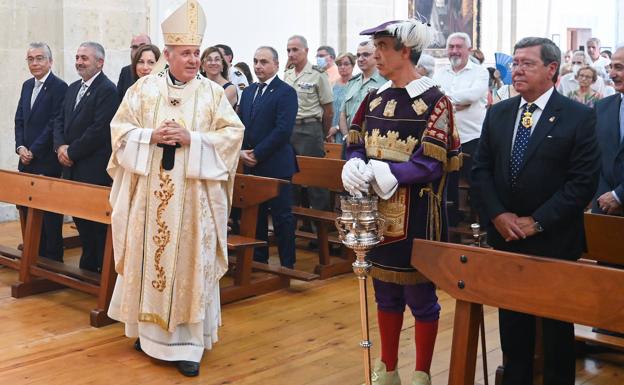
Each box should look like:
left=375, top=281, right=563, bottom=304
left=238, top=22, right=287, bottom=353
left=410, top=239, right=624, bottom=385
left=575, top=212, right=624, bottom=351
left=324, top=142, right=343, bottom=160
left=291, top=155, right=351, bottom=279
left=0, top=171, right=315, bottom=326
left=0, top=170, right=115, bottom=327
left=222, top=174, right=318, bottom=304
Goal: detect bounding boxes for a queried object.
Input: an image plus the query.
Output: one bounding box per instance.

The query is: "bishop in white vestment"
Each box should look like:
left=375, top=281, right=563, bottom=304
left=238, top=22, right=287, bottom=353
left=106, top=0, right=244, bottom=376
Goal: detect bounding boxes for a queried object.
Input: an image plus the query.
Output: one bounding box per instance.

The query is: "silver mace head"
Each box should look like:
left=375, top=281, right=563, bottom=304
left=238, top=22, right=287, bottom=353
left=335, top=194, right=386, bottom=252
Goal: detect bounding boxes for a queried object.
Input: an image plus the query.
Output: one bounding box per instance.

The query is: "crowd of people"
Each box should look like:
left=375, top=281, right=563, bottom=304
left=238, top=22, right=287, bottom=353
left=13, top=0, right=624, bottom=383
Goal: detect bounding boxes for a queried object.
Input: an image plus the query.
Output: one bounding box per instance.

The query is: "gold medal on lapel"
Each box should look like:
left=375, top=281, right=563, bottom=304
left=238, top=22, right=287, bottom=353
left=412, top=98, right=428, bottom=115
left=383, top=99, right=397, bottom=117
left=369, top=96, right=382, bottom=111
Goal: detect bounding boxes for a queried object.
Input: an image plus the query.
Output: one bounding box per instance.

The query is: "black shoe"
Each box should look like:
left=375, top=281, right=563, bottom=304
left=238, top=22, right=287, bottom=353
left=176, top=361, right=200, bottom=377
left=134, top=338, right=142, bottom=352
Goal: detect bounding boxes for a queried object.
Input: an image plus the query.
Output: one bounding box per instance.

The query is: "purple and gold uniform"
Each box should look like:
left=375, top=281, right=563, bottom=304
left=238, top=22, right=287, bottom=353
left=346, top=77, right=461, bottom=288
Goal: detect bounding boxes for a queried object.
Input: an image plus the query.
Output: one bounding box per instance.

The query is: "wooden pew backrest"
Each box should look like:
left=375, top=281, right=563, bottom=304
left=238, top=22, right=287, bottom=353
left=292, top=156, right=345, bottom=191
left=584, top=212, right=624, bottom=266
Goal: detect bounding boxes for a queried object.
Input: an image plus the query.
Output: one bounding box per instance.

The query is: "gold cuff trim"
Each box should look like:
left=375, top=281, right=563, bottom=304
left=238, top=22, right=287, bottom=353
left=422, top=141, right=448, bottom=165
left=347, top=129, right=363, bottom=145
left=447, top=155, right=463, bottom=172
left=369, top=266, right=430, bottom=285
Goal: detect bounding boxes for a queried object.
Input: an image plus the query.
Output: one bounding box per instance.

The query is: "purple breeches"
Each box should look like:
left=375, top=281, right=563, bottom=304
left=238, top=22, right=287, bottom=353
left=372, top=279, right=441, bottom=321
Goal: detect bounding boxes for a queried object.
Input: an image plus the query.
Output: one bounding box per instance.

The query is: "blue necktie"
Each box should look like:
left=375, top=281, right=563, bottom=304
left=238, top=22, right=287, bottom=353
left=510, top=102, right=538, bottom=188
left=251, top=83, right=266, bottom=114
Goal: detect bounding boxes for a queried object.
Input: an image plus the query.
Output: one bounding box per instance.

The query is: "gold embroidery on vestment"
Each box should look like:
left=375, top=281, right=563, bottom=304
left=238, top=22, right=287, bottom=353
left=378, top=187, right=408, bottom=237
left=383, top=99, right=397, bottom=117
left=412, top=98, right=428, bottom=115
left=369, top=96, right=383, bottom=111
left=365, top=129, right=418, bottom=162
left=151, top=169, right=175, bottom=292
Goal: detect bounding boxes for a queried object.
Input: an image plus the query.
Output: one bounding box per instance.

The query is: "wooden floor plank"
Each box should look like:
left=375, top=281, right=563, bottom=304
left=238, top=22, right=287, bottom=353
left=0, top=221, right=619, bottom=384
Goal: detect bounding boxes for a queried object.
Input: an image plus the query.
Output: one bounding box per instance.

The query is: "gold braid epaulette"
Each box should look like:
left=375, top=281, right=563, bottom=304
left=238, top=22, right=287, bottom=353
left=347, top=128, right=364, bottom=145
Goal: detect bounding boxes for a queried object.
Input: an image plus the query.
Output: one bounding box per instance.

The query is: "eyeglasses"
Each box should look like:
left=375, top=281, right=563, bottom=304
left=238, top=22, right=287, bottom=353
left=511, top=61, right=543, bottom=71
left=26, top=56, right=48, bottom=64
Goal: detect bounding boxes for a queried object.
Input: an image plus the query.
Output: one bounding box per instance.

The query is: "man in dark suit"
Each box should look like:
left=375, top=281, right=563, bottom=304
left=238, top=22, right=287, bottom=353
left=238, top=46, right=298, bottom=269
left=472, top=37, right=600, bottom=385
left=53, top=41, right=120, bottom=272
left=593, top=46, right=624, bottom=215
left=14, top=42, right=68, bottom=262
left=116, top=34, right=151, bottom=101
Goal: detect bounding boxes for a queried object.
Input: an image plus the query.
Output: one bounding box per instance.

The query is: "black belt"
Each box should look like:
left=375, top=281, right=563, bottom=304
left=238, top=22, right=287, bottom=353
left=295, top=117, right=321, bottom=125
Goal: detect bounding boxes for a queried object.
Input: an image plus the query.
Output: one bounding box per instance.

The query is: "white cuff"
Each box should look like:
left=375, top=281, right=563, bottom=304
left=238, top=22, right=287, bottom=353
left=612, top=190, right=621, bottom=204
left=187, top=132, right=229, bottom=180
left=369, top=160, right=398, bottom=200
left=118, top=129, right=153, bottom=175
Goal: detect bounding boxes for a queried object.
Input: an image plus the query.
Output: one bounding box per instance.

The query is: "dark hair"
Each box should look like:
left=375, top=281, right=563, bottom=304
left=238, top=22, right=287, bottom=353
left=131, top=44, right=161, bottom=80
left=317, top=45, right=336, bottom=59
left=215, top=44, right=233, bottom=58
left=234, top=61, right=253, bottom=84
left=514, top=37, right=561, bottom=83
left=601, top=49, right=612, bottom=59
left=387, top=39, right=421, bottom=65
left=201, top=46, right=229, bottom=79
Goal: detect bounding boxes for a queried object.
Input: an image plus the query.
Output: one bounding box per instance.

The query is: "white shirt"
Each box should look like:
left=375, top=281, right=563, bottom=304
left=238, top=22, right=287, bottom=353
left=511, top=86, right=554, bottom=150
left=229, top=66, right=249, bottom=100
left=433, top=59, right=489, bottom=143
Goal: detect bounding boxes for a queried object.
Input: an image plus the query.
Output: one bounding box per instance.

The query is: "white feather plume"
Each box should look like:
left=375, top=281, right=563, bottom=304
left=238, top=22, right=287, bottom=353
left=384, top=19, right=434, bottom=51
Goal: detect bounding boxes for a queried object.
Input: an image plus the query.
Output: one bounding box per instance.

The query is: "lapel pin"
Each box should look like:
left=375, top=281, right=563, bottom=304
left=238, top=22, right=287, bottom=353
left=548, top=116, right=555, bottom=123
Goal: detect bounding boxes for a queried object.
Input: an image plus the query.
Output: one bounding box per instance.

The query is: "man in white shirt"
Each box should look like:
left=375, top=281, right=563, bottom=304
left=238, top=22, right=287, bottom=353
left=433, top=32, right=489, bottom=224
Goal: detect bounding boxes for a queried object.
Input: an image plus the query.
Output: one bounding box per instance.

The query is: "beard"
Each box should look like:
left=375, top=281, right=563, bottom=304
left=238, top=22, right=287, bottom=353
left=449, top=56, right=462, bottom=69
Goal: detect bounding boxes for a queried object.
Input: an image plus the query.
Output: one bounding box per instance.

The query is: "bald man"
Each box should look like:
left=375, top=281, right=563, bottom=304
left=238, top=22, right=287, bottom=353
left=117, top=34, right=151, bottom=100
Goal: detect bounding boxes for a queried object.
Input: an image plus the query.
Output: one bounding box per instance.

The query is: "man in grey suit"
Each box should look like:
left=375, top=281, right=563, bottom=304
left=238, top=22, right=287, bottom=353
left=594, top=46, right=624, bottom=215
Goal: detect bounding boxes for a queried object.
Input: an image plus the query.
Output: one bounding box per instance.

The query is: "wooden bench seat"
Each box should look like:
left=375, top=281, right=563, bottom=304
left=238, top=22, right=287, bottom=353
left=291, top=156, right=353, bottom=279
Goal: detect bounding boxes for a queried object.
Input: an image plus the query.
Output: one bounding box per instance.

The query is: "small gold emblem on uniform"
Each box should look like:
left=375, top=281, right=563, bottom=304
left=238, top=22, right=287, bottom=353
left=412, top=98, right=428, bottom=115
left=383, top=99, right=397, bottom=117
left=369, top=96, right=383, bottom=111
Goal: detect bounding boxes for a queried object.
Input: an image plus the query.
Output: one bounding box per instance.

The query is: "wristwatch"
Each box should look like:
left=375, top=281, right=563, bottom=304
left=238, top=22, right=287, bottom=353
left=533, top=221, right=544, bottom=233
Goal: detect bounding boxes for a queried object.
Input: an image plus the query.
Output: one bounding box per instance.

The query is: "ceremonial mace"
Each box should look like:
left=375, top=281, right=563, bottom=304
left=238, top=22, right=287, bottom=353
left=335, top=195, right=385, bottom=385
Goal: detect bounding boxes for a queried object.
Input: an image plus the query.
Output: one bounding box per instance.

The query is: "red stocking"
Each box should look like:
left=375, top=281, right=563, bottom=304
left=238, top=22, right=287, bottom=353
left=377, top=309, right=404, bottom=371
left=414, top=319, right=439, bottom=373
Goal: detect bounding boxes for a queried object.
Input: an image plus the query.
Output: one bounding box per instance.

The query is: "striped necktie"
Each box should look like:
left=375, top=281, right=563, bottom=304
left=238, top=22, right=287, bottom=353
left=31, top=80, right=43, bottom=108
left=74, top=82, right=88, bottom=109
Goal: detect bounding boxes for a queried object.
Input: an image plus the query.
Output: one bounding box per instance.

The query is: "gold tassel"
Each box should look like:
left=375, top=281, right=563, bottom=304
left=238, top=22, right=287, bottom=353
left=347, top=130, right=362, bottom=145
left=369, top=267, right=431, bottom=285
left=421, top=141, right=448, bottom=165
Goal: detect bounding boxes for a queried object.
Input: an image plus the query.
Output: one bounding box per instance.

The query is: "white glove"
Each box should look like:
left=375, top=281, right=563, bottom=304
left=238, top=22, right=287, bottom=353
left=342, top=158, right=373, bottom=197
left=368, top=160, right=398, bottom=199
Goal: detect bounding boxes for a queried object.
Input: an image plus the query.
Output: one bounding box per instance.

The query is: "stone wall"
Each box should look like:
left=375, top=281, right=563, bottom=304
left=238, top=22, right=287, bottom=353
left=0, top=0, right=148, bottom=220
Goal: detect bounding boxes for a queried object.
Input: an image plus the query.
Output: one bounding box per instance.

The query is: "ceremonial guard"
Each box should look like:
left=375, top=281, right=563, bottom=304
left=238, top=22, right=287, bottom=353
left=342, top=20, right=461, bottom=385
left=107, top=0, right=244, bottom=377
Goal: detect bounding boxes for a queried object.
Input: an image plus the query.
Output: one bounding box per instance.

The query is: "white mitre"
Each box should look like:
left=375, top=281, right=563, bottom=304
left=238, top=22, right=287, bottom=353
left=161, top=0, right=206, bottom=46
